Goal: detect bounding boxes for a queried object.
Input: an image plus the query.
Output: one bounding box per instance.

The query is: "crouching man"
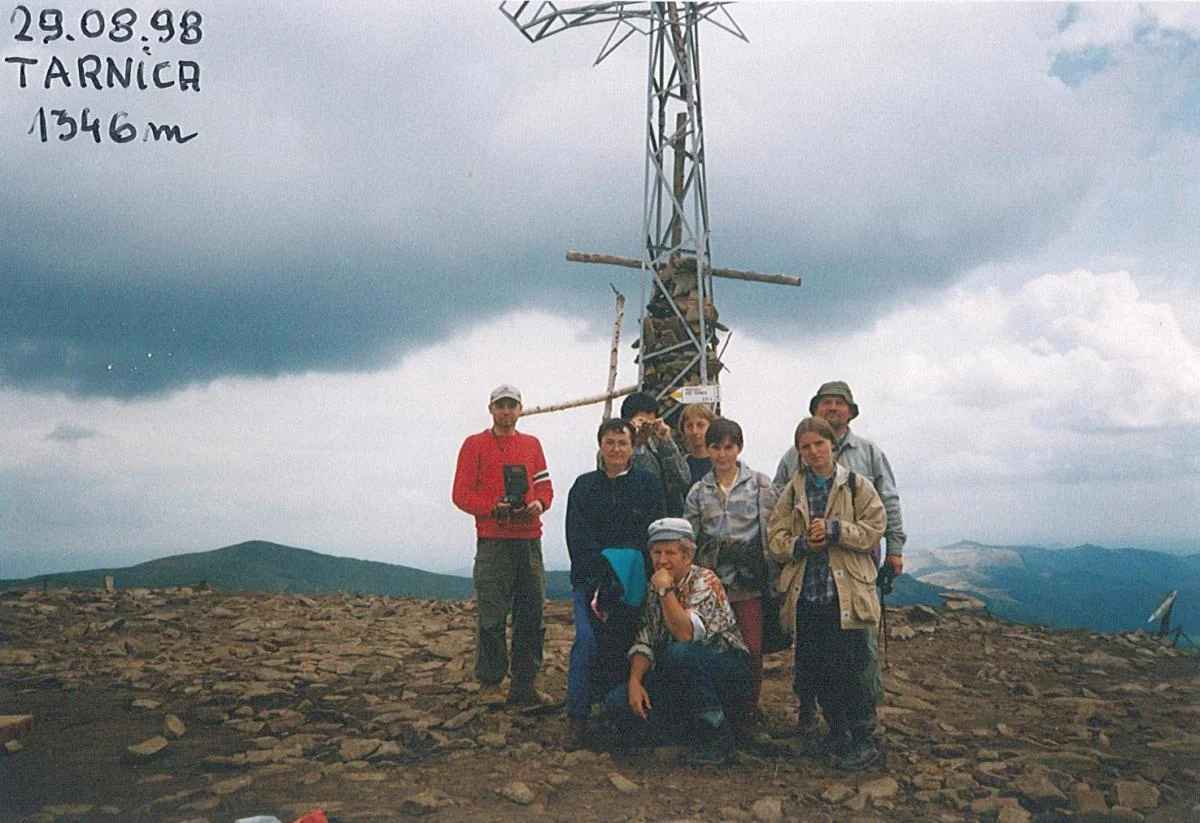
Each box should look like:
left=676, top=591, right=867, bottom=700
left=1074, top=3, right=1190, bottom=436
left=603, top=518, right=750, bottom=766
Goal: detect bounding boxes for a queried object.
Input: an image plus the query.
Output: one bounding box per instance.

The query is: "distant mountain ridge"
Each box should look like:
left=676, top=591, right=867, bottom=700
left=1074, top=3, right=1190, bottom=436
left=906, top=540, right=1200, bottom=634
left=0, top=541, right=506, bottom=600
left=3, top=539, right=1195, bottom=636
left=0, top=540, right=946, bottom=608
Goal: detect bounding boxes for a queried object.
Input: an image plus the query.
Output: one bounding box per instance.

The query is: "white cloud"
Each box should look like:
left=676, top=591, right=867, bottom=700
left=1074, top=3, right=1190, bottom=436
left=718, top=268, right=1200, bottom=546
left=3, top=267, right=1198, bottom=578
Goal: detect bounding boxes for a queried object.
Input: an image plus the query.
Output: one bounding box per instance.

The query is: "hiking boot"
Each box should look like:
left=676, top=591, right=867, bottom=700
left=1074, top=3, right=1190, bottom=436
left=838, top=737, right=881, bottom=771
left=562, top=716, right=587, bottom=752
left=682, top=722, right=736, bottom=767
left=774, top=703, right=820, bottom=739
left=732, top=710, right=776, bottom=753
left=477, top=682, right=506, bottom=708
left=795, top=704, right=820, bottom=736
left=803, top=727, right=850, bottom=762
left=507, top=684, right=556, bottom=708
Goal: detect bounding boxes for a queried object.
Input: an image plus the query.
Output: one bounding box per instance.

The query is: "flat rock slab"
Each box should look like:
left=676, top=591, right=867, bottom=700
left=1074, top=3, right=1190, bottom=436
left=821, top=783, right=854, bottom=803
left=608, top=772, right=639, bottom=795
left=440, top=706, right=483, bottom=730
left=164, top=714, right=187, bottom=739
left=124, top=735, right=169, bottom=763
left=0, top=649, right=37, bottom=665
left=0, top=715, right=35, bottom=743
left=1115, top=780, right=1160, bottom=810
left=498, top=781, right=536, bottom=805
left=858, top=776, right=900, bottom=800
left=338, top=738, right=382, bottom=762
left=750, top=796, right=783, bottom=822
left=400, top=789, right=451, bottom=816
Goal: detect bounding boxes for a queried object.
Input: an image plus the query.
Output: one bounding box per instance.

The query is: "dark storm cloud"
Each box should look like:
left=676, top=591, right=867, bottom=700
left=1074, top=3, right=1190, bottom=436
left=0, top=238, right=592, bottom=397
left=0, top=3, right=651, bottom=398
left=1, top=3, right=1191, bottom=399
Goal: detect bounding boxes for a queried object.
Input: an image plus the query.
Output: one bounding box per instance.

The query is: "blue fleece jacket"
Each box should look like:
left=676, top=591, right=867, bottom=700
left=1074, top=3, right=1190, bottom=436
left=565, top=467, right=664, bottom=587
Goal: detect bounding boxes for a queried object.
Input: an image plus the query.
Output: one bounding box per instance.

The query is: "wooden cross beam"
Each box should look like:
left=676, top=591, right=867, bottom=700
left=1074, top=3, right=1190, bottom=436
left=566, top=251, right=802, bottom=288
left=520, top=251, right=799, bottom=421
left=567, top=249, right=799, bottom=420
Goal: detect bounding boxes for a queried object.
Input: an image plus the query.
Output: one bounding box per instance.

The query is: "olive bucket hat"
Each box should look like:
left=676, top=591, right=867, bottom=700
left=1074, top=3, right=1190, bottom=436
left=808, top=380, right=859, bottom=420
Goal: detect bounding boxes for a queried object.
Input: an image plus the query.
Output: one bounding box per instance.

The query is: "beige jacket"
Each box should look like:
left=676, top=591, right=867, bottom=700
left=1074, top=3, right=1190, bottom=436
left=766, top=463, right=886, bottom=632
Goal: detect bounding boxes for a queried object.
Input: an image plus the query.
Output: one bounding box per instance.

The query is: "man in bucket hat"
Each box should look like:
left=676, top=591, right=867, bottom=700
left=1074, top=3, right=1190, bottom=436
left=773, top=381, right=904, bottom=571
left=773, top=380, right=905, bottom=736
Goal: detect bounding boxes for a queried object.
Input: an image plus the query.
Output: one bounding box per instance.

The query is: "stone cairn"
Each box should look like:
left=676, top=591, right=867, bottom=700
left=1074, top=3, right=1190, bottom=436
left=637, top=255, right=726, bottom=421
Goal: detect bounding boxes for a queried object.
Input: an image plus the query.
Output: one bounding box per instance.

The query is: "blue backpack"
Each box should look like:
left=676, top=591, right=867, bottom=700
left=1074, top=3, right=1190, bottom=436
left=589, top=547, right=647, bottom=633
left=585, top=547, right=648, bottom=698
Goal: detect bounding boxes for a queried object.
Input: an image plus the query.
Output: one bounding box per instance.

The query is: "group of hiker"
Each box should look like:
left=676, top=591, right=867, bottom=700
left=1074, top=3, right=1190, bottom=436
left=452, top=379, right=905, bottom=770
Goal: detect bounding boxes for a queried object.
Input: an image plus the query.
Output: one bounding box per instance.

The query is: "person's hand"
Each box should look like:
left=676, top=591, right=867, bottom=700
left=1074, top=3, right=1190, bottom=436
left=700, top=567, right=726, bottom=605
left=807, top=518, right=827, bottom=551
left=522, top=500, right=544, bottom=518
left=634, top=420, right=653, bottom=445
left=628, top=679, right=652, bottom=720
left=885, top=554, right=903, bottom=575
left=650, top=568, right=674, bottom=592
left=649, top=417, right=672, bottom=441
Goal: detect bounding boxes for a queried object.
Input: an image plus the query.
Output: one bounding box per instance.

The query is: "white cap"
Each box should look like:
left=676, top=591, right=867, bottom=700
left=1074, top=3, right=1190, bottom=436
left=489, top=384, right=522, bottom=404
left=647, top=517, right=694, bottom=544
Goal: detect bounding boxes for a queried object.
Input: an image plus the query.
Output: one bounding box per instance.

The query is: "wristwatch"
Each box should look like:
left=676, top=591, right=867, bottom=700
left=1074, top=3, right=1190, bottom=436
left=656, top=586, right=672, bottom=598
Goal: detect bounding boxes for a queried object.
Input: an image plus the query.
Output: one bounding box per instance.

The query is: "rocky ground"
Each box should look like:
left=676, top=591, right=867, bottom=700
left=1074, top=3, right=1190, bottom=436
left=0, top=586, right=1197, bottom=822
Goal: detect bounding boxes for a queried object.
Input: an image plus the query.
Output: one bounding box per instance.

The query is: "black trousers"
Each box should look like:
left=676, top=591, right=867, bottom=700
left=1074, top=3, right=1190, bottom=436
left=793, top=599, right=876, bottom=739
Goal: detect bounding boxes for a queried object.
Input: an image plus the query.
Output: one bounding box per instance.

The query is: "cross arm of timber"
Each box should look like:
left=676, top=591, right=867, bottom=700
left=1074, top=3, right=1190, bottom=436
left=522, top=385, right=638, bottom=417
left=565, top=251, right=801, bottom=288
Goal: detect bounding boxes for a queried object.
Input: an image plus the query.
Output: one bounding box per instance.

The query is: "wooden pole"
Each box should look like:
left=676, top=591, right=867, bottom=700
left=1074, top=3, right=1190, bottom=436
left=603, top=286, right=626, bottom=421
left=671, top=111, right=686, bottom=248
left=521, top=385, right=638, bottom=417
left=565, top=251, right=801, bottom=287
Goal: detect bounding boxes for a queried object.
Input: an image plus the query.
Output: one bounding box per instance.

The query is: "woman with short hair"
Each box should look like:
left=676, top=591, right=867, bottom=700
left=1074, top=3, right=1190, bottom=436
left=767, top=415, right=886, bottom=770
left=683, top=417, right=777, bottom=724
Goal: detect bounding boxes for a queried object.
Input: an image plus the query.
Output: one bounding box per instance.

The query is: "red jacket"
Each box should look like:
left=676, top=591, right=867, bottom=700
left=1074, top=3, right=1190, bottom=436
left=452, top=428, right=553, bottom=539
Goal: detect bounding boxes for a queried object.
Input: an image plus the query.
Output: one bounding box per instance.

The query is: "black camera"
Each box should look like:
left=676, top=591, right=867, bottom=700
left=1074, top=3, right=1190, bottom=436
left=501, top=464, right=529, bottom=510
left=877, top=563, right=896, bottom=596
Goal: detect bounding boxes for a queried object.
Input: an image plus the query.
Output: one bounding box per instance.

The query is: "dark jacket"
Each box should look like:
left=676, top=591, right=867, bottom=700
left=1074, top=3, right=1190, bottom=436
left=565, top=468, right=664, bottom=587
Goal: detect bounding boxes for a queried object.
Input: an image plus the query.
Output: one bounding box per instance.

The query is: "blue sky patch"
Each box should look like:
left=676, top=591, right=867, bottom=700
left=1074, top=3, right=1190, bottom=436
left=1057, top=3, right=1079, bottom=34
left=1050, top=46, right=1115, bottom=87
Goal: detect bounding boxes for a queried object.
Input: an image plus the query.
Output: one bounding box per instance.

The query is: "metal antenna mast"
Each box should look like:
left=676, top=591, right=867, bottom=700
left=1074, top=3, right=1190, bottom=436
left=501, top=2, right=799, bottom=421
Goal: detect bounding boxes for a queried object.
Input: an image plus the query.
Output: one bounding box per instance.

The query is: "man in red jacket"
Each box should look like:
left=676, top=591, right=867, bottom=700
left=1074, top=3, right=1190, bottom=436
left=453, top=384, right=555, bottom=708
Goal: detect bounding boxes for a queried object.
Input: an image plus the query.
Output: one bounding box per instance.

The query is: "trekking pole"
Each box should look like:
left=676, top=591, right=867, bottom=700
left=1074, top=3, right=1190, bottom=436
left=880, top=598, right=889, bottom=669
left=877, top=564, right=895, bottom=670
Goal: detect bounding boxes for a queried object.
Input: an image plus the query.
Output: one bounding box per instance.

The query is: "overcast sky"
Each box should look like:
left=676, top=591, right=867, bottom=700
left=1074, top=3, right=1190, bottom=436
left=3, top=2, right=1199, bottom=579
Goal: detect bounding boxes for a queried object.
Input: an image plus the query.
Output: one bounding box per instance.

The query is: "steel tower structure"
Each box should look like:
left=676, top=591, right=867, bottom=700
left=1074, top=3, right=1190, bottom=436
left=500, top=2, right=747, bottom=419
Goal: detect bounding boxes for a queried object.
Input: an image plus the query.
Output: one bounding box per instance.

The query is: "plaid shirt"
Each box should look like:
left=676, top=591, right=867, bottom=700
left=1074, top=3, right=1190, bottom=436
left=799, top=473, right=837, bottom=605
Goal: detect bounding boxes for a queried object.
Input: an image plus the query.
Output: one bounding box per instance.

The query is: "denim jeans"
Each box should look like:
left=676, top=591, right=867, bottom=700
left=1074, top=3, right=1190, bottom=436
left=567, top=587, right=598, bottom=718
left=604, top=642, right=750, bottom=741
